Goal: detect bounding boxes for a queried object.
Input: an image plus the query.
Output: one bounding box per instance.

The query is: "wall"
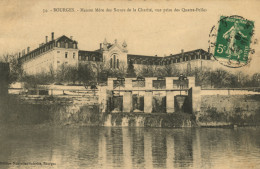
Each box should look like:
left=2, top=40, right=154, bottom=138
left=55, top=47, right=79, bottom=70
left=22, top=49, right=55, bottom=74
left=22, top=47, right=78, bottom=75
left=197, top=94, right=260, bottom=126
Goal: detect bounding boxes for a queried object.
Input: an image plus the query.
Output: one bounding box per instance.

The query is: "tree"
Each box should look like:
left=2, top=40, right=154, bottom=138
left=78, top=63, right=96, bottom=86
left=251, top=73, right=260, bottom=87
left=127, top=60, right=136, bottom=77
left=137, top=65, right=156, bottom=77
left=0, top=53, right=23, bottom=84
left=163, top=65, right=180, bottom=77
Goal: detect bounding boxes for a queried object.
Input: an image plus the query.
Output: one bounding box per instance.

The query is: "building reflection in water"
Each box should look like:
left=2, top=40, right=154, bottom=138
left=173, top=129, right=193, bottom=168
left=98, top=127, right=194, bottom=169
left=151, top=129, right=167, bottom=168
left=129, top=128, right=144, bottom=169
left=1, top=127, right=259, bottom=169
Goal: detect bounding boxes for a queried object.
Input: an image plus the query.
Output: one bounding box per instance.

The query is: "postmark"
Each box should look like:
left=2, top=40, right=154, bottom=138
left=208, top=15, right=256, bottom=68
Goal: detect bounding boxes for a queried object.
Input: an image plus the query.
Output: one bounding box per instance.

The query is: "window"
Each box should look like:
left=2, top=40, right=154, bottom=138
left=57, top=61, right=60, bottom=63
left=65, top=62, right=68, bottom=64
left=117, top=59, right=119, bottom=68
left=110, top=58, right=112, bottom=68
left=65, top=52, right=68, bottom=58
left=57, top=51, right=60, bottom=53
left=93, top=56, right=95, bottom=61
left=113, top=55, right=116, bottom=68
left=73, top=52, right=75, bottom=59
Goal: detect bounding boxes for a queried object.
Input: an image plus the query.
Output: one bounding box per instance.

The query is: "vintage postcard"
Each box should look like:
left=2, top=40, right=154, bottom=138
left=0, top=0, right=259, bottom=169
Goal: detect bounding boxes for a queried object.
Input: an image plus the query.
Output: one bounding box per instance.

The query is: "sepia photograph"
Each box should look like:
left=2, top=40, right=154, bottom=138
left=0, top=0, right=259, bottom=168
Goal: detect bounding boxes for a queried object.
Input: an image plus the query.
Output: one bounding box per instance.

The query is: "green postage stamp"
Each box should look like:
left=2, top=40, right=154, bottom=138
left=212, top=16, right=255, bottom=67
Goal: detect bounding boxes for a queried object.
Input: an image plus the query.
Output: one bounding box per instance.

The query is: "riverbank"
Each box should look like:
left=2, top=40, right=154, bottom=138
left=1, top=94, right=260, bottom=128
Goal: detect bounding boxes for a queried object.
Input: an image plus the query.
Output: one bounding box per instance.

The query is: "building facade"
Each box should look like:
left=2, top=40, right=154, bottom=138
left=19, top=33, right=79, bottom=75
left=18, top=33, right=219, bottom=75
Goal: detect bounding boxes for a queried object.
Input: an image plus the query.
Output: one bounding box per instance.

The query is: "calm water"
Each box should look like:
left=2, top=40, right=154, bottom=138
left=0, top=126, right=259, bottom=169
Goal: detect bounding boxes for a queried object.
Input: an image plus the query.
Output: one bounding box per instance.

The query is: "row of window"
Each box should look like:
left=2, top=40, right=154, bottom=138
left=112, top=79, right=189, bottom=89
left=129, top=55, right=210, bottom=65
left=57, top=42, right=77, bottom=49
left=57, top=61, right=68, bottom=64
left=20, top=43, right=55, bottom=63
left=79, top=55, right=100, bottom=61
left=60, top=51, right=76, bottom=59
left=20, top=41, right=78, bottom=63
left=110, top=58, right=120, bottom=69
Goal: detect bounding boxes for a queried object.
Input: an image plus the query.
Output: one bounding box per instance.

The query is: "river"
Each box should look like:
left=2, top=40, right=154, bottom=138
left=0, top=126, right=259, bottom=169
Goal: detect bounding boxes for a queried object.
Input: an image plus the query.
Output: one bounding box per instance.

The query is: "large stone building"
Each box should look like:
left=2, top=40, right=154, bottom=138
left=18, top=32, right=218, bottom=75
left=18, top=33, right=79, bottom=75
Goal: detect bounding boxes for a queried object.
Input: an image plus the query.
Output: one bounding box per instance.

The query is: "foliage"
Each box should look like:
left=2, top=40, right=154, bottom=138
left=136, top=65, right=157, bottom=77
left=0, top=53, right=23, bottom=84
left=21, top=72, right=55, bottom=89
left=2, top=51, right=259, bottom=88
left=97, top=61, right=127, bottom=82
left=136, top=64, right=259, bottom=88
left=137, top=64, right=181, bottom=77
left=77, top=63, right=96, bottom=85
left=126, top=60, right=136, bottom=77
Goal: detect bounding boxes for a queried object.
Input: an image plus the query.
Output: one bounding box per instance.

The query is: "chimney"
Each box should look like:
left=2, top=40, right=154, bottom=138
left=100, top=43, right=102, bottom=50
left=181, top=49, right=184, bottom=57
left=27, top=47, right=30, bottom=53
left=46, top=36, right=48, bottom=43
left=70, top=36, right=73, bottom=40
left=51, top=32, right=54, bottom=41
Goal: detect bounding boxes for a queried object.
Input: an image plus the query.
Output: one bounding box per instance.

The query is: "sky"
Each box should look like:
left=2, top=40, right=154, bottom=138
left=0, top=0, right=259, bottom=74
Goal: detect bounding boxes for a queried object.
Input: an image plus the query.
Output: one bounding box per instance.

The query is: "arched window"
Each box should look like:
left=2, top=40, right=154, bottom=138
left=113, top=54, right=116, bottom=68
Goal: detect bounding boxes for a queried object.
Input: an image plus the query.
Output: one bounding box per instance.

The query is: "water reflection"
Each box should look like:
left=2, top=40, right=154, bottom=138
left=0, top=126, right=260, bottom=169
